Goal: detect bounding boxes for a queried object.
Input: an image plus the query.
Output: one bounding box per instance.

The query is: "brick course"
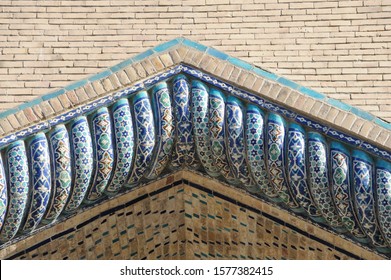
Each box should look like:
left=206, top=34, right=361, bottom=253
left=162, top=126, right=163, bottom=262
left=0, top=0, right=390, bottom=121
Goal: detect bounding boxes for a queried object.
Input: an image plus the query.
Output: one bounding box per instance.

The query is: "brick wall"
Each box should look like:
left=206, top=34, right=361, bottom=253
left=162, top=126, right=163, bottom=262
left=0, top=0, right=390, bottom=121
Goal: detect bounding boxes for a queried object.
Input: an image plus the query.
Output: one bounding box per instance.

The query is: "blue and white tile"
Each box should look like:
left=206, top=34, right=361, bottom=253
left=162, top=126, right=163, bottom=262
left=352, top=150, right=390, bottom=253
left=191, top=80, right=219, bottom=177
left=226, top=96, right=256, bottom=192
left=245, top=104, right=278, bottom=198
left=22, top=132, right=51, bottom=233
left=376, top=159, right=391, bottom=247
left=307, top=132, right=345, bottom=231
left=209, top=88, right=238, bottom=185
left=0, top=155, right=7, bottom=233
left=127, top=91, right=155, bottom=186
left=287, top=123, right=323, bottom=221
left=145, top=82, right=174, bottom=179
left=266, top=113, right=302, bottom=212
left=170, top=75, right=198, bottom=169
left=43, top=124, right=72, bottom=223
left=105, top=99, right=134, bottom=195
left=84, top=107, right=114, bottom=203
left=330, top=142, right=368, bottom=243
left=0, top=141, right=29, bottom=242
left=64, top=116, right=94, bottom=212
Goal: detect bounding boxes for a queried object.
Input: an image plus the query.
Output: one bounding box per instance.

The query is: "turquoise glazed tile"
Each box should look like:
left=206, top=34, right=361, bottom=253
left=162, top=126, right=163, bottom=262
left=376, top=159, right=391, bottom=247
left=105, top=99, right=134, bottom=195
left=170, top=75, right=198, bottom=169
left=0, top=155, right=7, bottom=233
left=287, top=123, right=323, bottom=221
left=307, top=132, right=346, bottom=232
left=300, top=87, right=326, bottom=101
left=43, top=124, right=72, bottom=223
left=153, top=38, right=180, bottom=53
left=246, top=104, right=278, bottom=200
left=267, top=113, right=302, bottom=212
left=145, top=82, right=174, bottom=179
left=22, top=132, right=51, bottom=233
left=182, top=38, right=208, bottom=52
left=0, top=141, right=29, bottom=242
left=84, top=107, right=114, bottom=203
left=64, top=116, right=94, bottom=212
left=226, top=96, right=256, bottom=191
left=352, top=150, right=390, bottom=253
left=191, top=80, right=219, bottom=177
left=127, top=91, right=155, bottom=187
left=209, top=88, right=238, bottom=185
left=330, top=141, right=368, bottom=243
left=206, top=47, right=229, bottom=61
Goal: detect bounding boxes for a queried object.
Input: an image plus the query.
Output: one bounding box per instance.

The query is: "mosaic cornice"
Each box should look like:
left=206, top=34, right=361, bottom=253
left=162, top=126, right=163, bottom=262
left=0, top=38, right=390, bottom=258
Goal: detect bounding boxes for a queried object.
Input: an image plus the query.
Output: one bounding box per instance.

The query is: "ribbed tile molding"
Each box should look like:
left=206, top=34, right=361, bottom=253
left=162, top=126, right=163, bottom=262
left=0, top=39, right=390, bottom=257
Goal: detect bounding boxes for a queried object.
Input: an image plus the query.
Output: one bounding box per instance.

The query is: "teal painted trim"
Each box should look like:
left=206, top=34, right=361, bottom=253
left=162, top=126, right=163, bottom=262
left=327, top=98, right=352, bottom=111
left=0, top=108, right=18, bottom=119
left=110, top=58, right=133, bottom=73
left=299, top=86, right=326, bottom=101
left=252, top=67, right=278, bottom=81
left=132, top=49, right=155, bottom=63
left=278, top=77, right=300, bottom=90
left=227, top=56, right=253, bottom=71
left=88, top=69, right=112, bottom=82
left=153, top=38, right=181, bottom=53
left=206, top=47, right=229, bottom=61
left=375, top=118, right=391, bottom=131
left=42, top=89, right=66, bottom=101
left=182, top=38, right=208, bottom=52
left=64, top=79, right=88, bottom=92
left=350, top=107, right=375, bottom=121
left=18, top=97, right=43, bottom=110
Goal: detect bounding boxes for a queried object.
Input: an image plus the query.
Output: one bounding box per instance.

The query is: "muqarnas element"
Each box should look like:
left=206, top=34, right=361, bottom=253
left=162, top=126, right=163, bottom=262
left=308, top=132, right=345, bottom=232
left=0, top=141, right=29, bottom=242
left=209, top=88, right=238, bottom=185
left=21, top=132, right=51, bottom=233
left=226, top=96, right=255, bottom=192
left=267, top=113, right=302, bottom=212
left=145, top=82, right=174, bottom=179
left=85, top=107, right=114, bottom=203
left=352, top=150, right=390, bottom=253
left=191, top=80, right=219, bottom=177
left=65, top=116, right=94, bottom=212
left=106, top=99, right=134, bottom=195
left=170, top=75, right=198, bottom=169
left=128, top=91, right=155, bottom=186
left=287, top=123, right=323, bottom=221
left=43, top=124, right=72, bottom=223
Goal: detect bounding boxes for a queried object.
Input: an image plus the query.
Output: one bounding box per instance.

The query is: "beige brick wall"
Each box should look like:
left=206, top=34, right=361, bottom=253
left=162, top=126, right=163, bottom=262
left=0, top=0, right=390, bottom=121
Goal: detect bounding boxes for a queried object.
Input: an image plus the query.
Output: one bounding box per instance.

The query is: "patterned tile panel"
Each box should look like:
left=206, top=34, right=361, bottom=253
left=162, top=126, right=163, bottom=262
left=0, top=155, right=7, bottom=233
left=376, top=160, right=391, bottom=247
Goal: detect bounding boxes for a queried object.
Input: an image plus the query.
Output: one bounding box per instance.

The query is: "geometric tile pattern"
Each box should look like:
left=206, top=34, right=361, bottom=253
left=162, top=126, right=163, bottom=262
left=0, top=69, right=390, bottom=256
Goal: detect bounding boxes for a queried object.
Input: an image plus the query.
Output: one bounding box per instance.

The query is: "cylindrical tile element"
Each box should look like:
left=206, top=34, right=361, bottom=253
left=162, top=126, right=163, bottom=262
left=0, top=155, right=7, bottom=233
left=245, top=104, right=277, bottom=197
left=352, top=150, right=390, bottom=253
left=84, top=107, right=114, bottom=203
left=145, top=82, right=174, bottom=179
left=191, top=80, right=219, bottom=177
left=226, top=96, right=255, bottom=191
left=128, top=91, right=155, bottom=186
left=376, top=159, right=391, bottom=247
left=170, top=75, right=198, bottom=169
left=43, top=124, right=72, bottom=223
left=245, top=104, right=278, bottom=199
left=106, top=99, right=134, bottom=195
left=287, top=123, right=323, bottom=221
left=209, top=88, right=238, bottom=185
left=22, top=132, right=52, bottom=233
left=330, top=142, right=368, bottom=243
left=266, top=113, right=301, bottom=212
left=0, top=141, right=29, bottom=242
left=307, top=132, right=345, bottom=231
left=65, top=116, right=94, bottom=212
